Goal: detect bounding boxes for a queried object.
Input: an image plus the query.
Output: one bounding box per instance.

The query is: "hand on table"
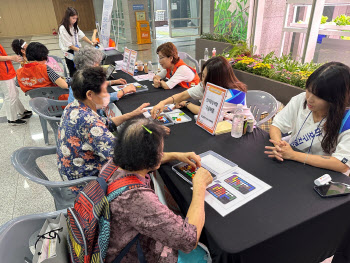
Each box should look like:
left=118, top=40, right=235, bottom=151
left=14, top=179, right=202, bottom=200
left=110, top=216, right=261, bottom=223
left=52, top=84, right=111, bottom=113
left=131, top=103, right=150, bottom=117
left=174, top=101, right=187, bottom=109
left=264, top=139, right=296, bottom=161
left=112, top=78, right=127, bottom=85
left=161, top=126, right=171, bottom=135
left=153, top=77, right=161, bottom=88
left=151, top=102, right=166, bottom=119
left=175, top=152, right=201, bottom=169
left=123, top=84, right=136, bottom=94
left=193, top=167, right=213, bottom=188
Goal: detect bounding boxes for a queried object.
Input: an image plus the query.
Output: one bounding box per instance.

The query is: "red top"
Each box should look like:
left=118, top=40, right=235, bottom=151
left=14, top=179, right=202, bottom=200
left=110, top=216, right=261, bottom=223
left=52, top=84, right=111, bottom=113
left=0, top=44, right=16, bottom=81
left=17, top=62, right=56, bottom=93
left=166, top=59, right=200, bottom=89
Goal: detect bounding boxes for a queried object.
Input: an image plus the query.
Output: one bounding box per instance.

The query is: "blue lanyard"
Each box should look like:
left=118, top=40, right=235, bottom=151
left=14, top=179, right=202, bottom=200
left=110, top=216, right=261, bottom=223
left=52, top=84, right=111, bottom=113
left=73, top=29, right=79, bottom=48
left=292, top=111, right=325, bottom=154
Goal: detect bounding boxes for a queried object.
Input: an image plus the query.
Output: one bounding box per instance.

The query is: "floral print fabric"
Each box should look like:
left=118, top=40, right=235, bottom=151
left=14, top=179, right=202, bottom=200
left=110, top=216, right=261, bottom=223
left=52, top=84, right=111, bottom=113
left=57, top=99, right=116, bottom=180
left=105, top=160, right=197, bottom=263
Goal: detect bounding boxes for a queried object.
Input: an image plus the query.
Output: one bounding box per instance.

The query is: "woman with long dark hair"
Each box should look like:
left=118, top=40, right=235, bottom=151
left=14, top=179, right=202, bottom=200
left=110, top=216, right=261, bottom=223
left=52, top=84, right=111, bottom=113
left=151, top=56, right=253, bottom=120
left=265, top=62, right=350, bottom=173
left=58, top=7, right=96, bottom=77
left=11, top=39, right=28, bottom=65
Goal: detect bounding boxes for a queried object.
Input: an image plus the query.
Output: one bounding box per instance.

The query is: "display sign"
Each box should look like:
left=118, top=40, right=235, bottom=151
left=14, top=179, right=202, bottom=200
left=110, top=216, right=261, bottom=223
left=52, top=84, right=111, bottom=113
left=196, top=82, right=227, bottom=135
left=122, top=47, right=131, bottom=73
left=127, top=50, right=138, bottom=76
left=100, top=0, right=113, bottom=48
left=133, top=4, right=144, bottom=10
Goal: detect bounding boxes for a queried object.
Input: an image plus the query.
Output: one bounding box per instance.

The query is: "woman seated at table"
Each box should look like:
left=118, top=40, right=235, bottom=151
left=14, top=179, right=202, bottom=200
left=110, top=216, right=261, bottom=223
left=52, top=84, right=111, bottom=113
left=265, top=62, right=350, bottom=174
left=68, top=46, right=136, bottom=104
left=153, top=42, right=200, bottom=89
left=105, top=117, right=213, bottom=262
left=57, top=67, right=149, bottom=181
left=16, top=42, right=69, bottom=99
left=151, top=56, right=253, bottom=120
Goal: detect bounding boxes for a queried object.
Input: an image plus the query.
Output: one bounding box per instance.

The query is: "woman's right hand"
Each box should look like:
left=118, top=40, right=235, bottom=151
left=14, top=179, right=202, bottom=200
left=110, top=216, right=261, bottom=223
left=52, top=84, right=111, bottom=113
left=153, top=76, right=161, bottom=88
left=192, top=168, right=213, bottom=189
left=11, top=55, right=23, bottom=63
left=131, top=103, right=150, bottom=117
left=151, top=101, right=166, bottom=119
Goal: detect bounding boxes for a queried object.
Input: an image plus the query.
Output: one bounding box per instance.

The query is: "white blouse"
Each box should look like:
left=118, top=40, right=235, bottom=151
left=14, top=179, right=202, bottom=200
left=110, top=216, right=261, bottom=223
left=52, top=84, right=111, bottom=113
left=272, top=92, right=350, bottom=168
left=156, top=66, right=195, bottom=89
left=58, top=25, right=85, bottom=52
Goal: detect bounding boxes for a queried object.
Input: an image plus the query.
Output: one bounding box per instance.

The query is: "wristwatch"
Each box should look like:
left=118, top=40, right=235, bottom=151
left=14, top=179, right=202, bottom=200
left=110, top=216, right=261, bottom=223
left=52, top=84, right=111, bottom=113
left=185, top=101, right=191, bottom=107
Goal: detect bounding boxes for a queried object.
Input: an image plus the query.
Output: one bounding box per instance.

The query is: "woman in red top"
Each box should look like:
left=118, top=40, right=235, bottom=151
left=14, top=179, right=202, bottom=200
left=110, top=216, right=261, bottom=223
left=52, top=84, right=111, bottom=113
left=0, top=44, right=31, bottom=125
left=16, top=42, right=69, bottom=100
left=153, top=42, right=200, bottom=89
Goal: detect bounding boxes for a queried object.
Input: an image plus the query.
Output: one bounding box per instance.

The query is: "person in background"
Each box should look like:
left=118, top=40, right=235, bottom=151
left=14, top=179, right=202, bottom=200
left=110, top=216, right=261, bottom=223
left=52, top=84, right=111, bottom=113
left=68, top=46, right=135, bottom=104
left=12, top=39, right=65, bottom=76
left=58, top=7, right=97, bottom=77
left=11, top=39, right=28, bottom=66
left=152, top=56, right=253, bottom=121
left=57, top=67, right=148, bottom=182
left=153, top=42, right=200, bottom=89
left=91, top=29, right=116, bottom=48
left=0, top=44, right=31, bottom=125
left=265, top=62, right=350, bottom=174
left=16, top=42, right=69, bottom=100
left=105, top=117, right=213, bottom=262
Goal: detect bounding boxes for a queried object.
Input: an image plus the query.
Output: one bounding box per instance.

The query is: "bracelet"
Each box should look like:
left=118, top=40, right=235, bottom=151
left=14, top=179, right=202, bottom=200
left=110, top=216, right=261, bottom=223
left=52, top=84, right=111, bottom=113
left=121, top=89, right=125, bottom=96
left=171, top=96, right=175, bottom=104
left=185, top=101, right=191, bottom=107
left=109, top=81, right=112, bottom=86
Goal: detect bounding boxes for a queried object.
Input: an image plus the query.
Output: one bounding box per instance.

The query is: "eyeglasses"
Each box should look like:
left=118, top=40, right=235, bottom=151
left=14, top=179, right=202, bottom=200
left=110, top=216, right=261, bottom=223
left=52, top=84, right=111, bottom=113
left=158, top=56, right=167, bottom=61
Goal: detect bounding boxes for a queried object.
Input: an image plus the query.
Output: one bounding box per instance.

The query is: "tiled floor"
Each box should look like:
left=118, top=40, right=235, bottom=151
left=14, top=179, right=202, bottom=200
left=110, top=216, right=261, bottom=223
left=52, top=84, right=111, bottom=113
left=0, top=34, right=334, bottom=263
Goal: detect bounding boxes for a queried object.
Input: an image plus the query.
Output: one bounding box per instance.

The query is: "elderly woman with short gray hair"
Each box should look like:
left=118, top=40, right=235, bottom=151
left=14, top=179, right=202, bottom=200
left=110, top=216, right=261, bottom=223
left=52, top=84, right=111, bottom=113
left=67, top=46, right=136, bottom=104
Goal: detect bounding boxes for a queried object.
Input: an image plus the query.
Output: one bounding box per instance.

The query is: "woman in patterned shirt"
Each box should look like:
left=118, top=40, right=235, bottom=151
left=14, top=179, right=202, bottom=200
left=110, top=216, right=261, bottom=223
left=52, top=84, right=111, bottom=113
left=105, top=117, right=213, bottom=262
left=57, top=67, right=149, bottom=181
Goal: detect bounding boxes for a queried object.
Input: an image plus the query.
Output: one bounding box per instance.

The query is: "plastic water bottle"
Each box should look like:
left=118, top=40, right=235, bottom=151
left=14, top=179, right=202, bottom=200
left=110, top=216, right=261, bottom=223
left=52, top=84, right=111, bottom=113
left=148, top=61, right=154, bottom=81
left=212, top=48, right=216, bottom=57
left=231, top=104, right=244, bottom=138
left=204, top=48, right=209, bottom=60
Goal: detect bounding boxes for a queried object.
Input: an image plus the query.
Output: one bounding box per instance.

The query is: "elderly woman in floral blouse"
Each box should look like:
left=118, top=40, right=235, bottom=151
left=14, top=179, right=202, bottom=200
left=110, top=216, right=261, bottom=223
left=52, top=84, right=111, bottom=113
left=104, top=117, right=213, bottom=262
left=57, top=67, right=148, bottom=181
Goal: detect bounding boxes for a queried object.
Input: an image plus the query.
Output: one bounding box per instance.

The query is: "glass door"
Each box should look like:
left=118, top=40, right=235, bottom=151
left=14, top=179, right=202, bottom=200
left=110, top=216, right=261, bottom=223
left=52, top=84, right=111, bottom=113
left=168, top=0, right=201, bottom=38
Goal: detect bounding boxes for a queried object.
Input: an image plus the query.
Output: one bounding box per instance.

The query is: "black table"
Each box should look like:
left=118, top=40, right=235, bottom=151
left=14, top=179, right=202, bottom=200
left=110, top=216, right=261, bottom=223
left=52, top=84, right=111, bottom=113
left=113, top=70, right=350, bottom=263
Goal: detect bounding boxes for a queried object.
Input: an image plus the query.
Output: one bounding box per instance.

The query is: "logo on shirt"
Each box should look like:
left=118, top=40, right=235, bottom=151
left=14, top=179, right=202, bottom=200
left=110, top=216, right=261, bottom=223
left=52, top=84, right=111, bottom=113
left=341, top=158, right=348, bottom=164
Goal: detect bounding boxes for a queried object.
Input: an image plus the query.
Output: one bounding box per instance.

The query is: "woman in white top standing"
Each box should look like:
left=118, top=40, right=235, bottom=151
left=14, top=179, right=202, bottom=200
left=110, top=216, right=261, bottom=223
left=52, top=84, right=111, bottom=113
left=58, top=7, right=96, bottom=77
left=265, top=62, right=350, bottom=173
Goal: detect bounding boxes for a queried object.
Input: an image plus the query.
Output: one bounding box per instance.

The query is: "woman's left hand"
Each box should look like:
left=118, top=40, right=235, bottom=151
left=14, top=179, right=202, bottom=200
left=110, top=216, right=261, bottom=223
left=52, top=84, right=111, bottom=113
left=175, top=152, right=201, bottom=168
left=112, top=78, right=127, bottom=85
left=174, top=101, right=187, bottom=109
left=264, top=139, right=295, bottom=161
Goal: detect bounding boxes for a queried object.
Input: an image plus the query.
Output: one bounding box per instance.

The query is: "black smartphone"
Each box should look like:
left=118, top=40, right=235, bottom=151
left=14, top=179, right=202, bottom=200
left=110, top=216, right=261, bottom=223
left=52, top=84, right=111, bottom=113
left=314, top=182, right=350, bottom=198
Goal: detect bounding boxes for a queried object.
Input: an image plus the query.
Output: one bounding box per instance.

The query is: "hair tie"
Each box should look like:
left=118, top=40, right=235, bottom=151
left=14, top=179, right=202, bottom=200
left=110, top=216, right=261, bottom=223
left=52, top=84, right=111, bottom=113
left=21, top=42, right=26, bottom=49
left=142, top=125, right=152, bottom=134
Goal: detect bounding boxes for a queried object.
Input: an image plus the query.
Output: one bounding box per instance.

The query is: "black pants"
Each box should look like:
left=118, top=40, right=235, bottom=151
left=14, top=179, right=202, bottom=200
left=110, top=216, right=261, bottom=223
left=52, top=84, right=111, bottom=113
left=65, top=50, right=76, bottom=77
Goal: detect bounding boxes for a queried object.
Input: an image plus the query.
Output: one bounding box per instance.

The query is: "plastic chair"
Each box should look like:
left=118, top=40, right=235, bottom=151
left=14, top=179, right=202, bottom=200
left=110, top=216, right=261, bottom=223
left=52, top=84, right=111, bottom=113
left=11, top=146, right=96, bottom=210
left=49, top=55, right=68, bottom=78
left=26, top=87, right=69, bottom=145
left=246, top=90, right=278, bottom=127
left=178, top=52, right=200, bottom=73
left=25, top=86, right=69, bottom=100
left=29, top=97, right=67, bottom=145
left=0, top=210, right=66, bottom=263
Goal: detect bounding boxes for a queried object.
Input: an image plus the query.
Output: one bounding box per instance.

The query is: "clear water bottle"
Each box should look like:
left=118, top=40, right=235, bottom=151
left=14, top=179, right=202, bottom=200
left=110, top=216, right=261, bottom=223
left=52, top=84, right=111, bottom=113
left=148, top=61, right=154, bottom=81
left=231, top=104, right=244, bottom=138
left=204, top=48, right=209, bottom=60
left=212, top=48, right=216, bottom=57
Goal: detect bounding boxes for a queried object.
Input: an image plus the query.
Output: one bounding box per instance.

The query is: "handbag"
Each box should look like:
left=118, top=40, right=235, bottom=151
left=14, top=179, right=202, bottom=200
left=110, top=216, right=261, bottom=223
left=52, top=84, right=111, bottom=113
left=32, top=213, right=69, bottom=263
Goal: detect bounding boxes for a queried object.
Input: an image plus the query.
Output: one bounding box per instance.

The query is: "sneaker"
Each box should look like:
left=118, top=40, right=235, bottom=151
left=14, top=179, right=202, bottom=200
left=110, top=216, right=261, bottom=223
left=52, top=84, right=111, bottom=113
left=23, top=110, right=33, bottom=116
left=8, top=119, right=26, bottom=125
left=21, top=114, right=32, bottom=119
